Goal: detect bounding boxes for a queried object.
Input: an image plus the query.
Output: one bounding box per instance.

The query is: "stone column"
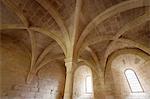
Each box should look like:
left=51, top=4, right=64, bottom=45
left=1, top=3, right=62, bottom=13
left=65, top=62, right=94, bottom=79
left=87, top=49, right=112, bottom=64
left=63, top=58, right=76, bottom=99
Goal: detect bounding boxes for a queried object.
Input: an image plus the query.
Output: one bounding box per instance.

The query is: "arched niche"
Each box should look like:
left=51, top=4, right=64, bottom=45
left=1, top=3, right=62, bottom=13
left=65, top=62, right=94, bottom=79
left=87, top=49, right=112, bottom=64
left=73, top=65, right=94, bottom=99
left=105, top=48, right=150, bottom=99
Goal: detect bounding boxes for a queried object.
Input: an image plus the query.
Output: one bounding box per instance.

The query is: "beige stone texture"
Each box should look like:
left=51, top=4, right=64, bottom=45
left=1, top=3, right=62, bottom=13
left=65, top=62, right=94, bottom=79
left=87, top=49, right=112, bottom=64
left=0, top=0, right=150, bottom=99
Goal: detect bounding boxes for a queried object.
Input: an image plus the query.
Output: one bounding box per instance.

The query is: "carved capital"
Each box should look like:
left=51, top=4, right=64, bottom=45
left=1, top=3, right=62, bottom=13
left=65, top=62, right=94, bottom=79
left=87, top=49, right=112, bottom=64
left=64, top=58, right=77, bottom=73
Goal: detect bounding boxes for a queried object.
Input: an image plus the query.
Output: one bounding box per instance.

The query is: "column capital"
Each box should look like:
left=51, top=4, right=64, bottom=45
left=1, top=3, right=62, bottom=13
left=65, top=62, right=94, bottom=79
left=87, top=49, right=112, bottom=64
left=64, top=58, right=77, bottom=73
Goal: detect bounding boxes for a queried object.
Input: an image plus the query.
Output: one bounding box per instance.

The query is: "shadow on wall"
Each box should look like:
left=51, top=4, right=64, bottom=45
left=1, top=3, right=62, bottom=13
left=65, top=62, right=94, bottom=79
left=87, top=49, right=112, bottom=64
left=1, top=36, right=66, bottom=99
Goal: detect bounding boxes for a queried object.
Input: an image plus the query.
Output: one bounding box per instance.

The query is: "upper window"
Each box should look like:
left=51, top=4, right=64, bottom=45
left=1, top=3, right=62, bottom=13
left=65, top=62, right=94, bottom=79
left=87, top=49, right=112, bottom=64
left=125, top=69, right=144, bottom=93
left=85, top=76, right=93, bottom=93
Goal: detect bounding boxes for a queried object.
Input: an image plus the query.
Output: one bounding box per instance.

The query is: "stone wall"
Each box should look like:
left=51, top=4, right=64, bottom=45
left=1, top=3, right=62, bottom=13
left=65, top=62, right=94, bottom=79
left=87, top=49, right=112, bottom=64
left=1, top=36, right=150, bottom=99
left=1, top=36, right=66, bottom=99
left=104, top=53, right=150, bottom=99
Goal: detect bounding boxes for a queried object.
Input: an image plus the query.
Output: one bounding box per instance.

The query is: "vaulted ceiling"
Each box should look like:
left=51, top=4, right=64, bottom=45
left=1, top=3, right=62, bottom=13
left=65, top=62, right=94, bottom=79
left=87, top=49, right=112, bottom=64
left=0, top=0, right=150, bottom=79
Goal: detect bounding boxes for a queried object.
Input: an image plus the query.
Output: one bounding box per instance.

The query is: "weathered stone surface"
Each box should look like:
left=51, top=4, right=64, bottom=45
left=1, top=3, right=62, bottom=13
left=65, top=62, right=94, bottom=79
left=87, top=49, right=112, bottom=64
left=1, top=0, right=150, bottom=99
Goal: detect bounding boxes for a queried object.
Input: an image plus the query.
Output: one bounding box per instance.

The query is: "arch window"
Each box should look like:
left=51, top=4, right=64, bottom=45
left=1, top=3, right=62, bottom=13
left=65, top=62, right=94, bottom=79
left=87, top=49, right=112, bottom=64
left=125, top=69, right=144, bottom=93
left=73, top=66, right=94, bottom=98
left=85, top=76, right=93, bottom=93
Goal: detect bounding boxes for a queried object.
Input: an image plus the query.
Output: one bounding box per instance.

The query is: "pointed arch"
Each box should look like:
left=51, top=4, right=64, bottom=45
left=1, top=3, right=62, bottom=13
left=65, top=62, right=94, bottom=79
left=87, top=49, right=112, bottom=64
left=76, top=0, right=148, bottom=55
left=35, top=0, right=70, bottom=42
left=104, top=48, right=150, bottom=82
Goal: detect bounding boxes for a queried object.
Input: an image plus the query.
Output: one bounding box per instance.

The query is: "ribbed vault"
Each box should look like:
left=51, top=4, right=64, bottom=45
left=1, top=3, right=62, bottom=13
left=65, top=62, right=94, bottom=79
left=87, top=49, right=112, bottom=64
left=1, top=0, right=150, bottom=84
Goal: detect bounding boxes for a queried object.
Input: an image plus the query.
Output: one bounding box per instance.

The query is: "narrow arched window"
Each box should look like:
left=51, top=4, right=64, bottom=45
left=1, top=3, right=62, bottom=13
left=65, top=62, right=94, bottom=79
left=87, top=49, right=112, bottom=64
left=85, top=76, right=93, bottom=93
left=125, top=69, right=144, bottom=93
